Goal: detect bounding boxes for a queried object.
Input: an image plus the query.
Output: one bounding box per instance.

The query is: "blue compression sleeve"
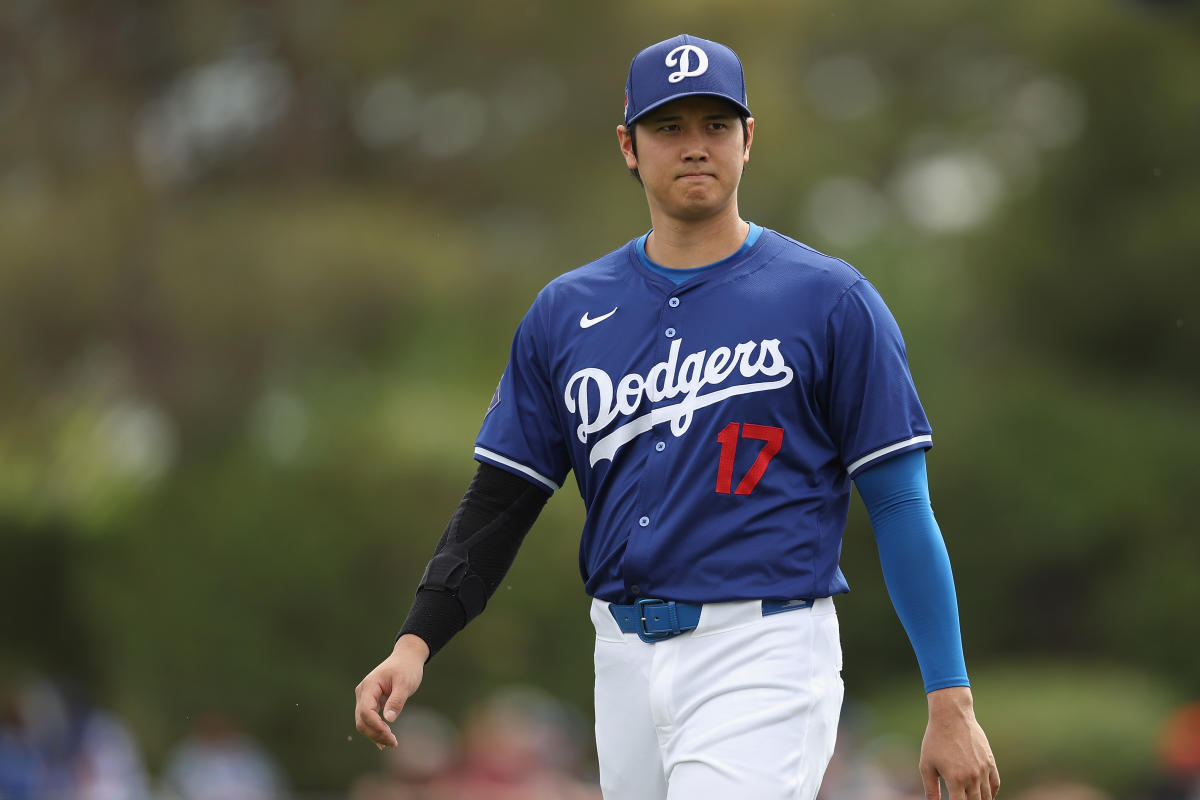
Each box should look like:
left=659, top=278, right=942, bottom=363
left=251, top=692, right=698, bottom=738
left=854, top=450, right=969, bottom=692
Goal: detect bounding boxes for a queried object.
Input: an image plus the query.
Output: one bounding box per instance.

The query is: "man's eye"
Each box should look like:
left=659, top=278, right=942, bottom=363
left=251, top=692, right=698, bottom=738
left=709, top=122, right=728, bottom=130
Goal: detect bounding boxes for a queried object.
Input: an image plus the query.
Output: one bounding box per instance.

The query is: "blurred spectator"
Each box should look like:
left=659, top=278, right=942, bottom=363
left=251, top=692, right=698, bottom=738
left=1143, top=702, right=1200, bottom=800
left=160, top=712, right=287, bottom=800
left=818, top=706, right=923, bottom=800
left=348, top=705, right=457, bottom=800
left=0, top=674, right=151, bottom=800
left=70, top=704, right=153, bottom=800
left=0, top=680, right=48, bottom=799
left=426, top=686, right=600, bottom=800
left=1013, top=779, right=1113, bottom=800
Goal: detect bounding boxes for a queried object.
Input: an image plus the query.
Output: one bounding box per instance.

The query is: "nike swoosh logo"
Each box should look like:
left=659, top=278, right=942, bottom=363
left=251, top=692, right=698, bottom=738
left=579, top=307, right=618, bottom=329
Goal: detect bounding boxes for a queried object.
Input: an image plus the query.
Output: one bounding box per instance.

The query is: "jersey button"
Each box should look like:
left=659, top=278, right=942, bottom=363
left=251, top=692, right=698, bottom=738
left=668, top=297, right=680, bottom=307
left=630, top=585, right=641, bottom=596
left=655, top=441, right=665, bottom=452
left=665, top=327, right=676, bottom=338
left=638, top=516, right=650, bottom=527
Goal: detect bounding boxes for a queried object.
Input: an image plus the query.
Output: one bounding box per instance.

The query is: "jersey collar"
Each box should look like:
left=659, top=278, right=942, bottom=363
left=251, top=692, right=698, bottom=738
left=629, top=222, right=767, bottom=290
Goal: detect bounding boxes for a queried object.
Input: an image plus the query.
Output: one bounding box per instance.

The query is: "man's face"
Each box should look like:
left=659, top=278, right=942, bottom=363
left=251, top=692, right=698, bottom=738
left=619, top=95, right=754, bottom=223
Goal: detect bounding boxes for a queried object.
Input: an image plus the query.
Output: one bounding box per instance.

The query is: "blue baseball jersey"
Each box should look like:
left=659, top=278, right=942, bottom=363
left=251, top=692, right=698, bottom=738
left=474, top=227, right=932, bottom=604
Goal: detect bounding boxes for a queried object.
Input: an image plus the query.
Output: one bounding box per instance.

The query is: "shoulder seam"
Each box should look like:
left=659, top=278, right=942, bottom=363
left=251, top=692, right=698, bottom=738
left=826, top=275, right=868, bottom=333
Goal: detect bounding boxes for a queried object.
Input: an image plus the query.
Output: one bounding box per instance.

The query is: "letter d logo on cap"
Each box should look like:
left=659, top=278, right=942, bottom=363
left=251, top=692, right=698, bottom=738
left=666, top=45, right=708, bottom=83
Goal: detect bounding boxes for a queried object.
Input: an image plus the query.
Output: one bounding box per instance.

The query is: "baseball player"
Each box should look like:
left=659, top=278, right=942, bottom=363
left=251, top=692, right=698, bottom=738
left=355, top=33, right=1000, bottom=800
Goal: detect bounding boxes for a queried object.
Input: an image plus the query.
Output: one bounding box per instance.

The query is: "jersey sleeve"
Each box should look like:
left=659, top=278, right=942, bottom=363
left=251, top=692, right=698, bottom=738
left=824, top=279, right=932, bottom=479
left=474, top=299, right=571, bottom=494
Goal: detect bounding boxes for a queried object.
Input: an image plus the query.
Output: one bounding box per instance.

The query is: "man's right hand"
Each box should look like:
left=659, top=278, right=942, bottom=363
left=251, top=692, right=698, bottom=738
left=353, top=634, right=431, bottom=748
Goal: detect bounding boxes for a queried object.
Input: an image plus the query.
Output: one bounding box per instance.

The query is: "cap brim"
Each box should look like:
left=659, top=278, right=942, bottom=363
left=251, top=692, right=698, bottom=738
left=626, top=91, right=752, bottom=125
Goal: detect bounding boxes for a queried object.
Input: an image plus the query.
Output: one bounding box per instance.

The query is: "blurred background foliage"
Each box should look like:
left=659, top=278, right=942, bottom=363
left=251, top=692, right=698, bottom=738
left=1, top=0, right=1198, bottom=794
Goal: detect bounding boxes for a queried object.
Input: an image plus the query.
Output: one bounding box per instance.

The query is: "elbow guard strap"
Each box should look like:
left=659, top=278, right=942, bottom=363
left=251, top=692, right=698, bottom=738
left=418, top=553, right=489, bottom=620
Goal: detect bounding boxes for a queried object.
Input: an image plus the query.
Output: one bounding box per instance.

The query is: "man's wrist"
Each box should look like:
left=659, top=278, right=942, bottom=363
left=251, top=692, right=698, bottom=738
left=927, top=685, right=974, bottom=716
left=393, top=633, right=431, bottom=662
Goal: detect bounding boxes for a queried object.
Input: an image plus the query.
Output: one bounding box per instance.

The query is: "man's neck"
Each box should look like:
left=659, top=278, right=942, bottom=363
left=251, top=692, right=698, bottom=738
left=644, top=208, right=750, bottom=269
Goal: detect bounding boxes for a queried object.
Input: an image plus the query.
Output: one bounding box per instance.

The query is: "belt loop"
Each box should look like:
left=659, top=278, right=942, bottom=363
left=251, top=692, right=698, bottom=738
left=762, top=598, right=814, bottom=616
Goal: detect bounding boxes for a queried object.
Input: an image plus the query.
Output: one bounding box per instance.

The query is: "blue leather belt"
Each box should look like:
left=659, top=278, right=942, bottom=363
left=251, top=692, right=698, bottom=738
left=609, top=598, right=814, bottom=643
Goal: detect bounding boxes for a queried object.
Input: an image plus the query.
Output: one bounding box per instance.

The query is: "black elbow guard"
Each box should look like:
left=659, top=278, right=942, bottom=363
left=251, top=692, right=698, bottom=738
left=418, top=550, right=489, bottom=620
left=400, top=463, right=550, bottom=657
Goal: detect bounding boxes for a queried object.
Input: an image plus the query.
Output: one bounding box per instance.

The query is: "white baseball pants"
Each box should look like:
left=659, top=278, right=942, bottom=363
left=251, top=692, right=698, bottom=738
left=591, top=596, right=843, bottom=800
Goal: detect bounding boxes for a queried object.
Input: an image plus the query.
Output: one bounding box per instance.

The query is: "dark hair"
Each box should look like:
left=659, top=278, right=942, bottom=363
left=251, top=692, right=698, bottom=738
left=627, top=114, right=750, bottom=185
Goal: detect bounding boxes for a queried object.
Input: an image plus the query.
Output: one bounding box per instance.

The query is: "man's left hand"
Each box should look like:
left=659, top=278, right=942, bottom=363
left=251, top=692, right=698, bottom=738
left=919, top=686, right=1000, bottom=800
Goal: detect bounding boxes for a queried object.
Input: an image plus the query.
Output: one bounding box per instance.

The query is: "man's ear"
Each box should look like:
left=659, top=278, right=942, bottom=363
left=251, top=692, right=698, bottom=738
left=617, top=124, right=638, bottom=170
left=743, top=117, right=755, bottom=164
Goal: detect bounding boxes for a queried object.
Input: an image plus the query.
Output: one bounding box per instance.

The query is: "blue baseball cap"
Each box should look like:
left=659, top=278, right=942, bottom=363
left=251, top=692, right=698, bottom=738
left=624, top=34, right=751, bottom=127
